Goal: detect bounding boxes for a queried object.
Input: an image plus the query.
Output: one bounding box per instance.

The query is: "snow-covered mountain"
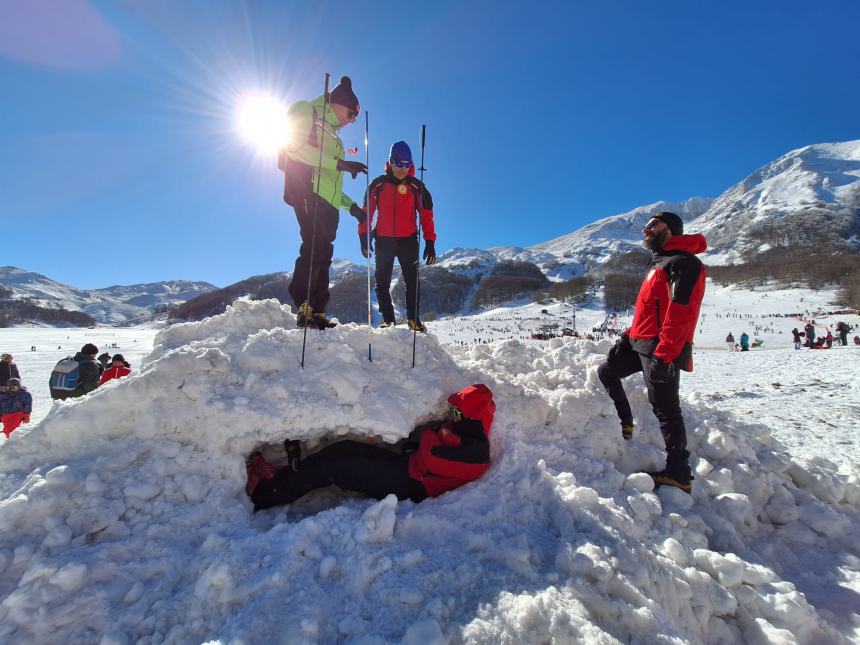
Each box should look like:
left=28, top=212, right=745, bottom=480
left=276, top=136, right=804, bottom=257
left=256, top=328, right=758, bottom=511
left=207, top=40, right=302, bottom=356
left=438, top=139, right=860, bottom=277
left=695, top=140, right=860, bottom=262
left=0, top=267, right=217, bottom=324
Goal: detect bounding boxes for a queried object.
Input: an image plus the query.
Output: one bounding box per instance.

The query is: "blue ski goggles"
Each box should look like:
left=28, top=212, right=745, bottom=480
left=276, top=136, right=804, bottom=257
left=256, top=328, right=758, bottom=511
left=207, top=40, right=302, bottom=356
left=390, top=158, right=412, bottom=168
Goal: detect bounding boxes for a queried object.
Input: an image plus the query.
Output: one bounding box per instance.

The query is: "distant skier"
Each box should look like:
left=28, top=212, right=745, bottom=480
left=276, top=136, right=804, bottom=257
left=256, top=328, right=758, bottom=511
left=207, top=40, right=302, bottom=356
left=835, top=321, right=849, bottom=346
left=0, top=353, right=20, bottom=392
left=597, top=212, right=706, bottom=494
left=358, top=140, right=437, bottom=331
left=279, top=75, right=368, bottom=330
left=825, top=331, right=833, bottom=348
left=804, top=321, right=815, bottom=348
left=740, top=332, right=750, bottom=351
left=791, top=328, right=803, bottom=350
left=0, top=378, right=31, bottom=438
left=725, top=332, right=735, bottom=352
left=247, top=384, right=494, bottom=511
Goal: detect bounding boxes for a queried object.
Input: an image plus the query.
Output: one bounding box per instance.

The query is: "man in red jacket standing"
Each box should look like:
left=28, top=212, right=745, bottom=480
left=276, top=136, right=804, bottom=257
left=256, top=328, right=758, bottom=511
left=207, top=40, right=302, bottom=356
left=597, top=212, right=706, bottom=493
left=358, top=141, right=437, bottom=332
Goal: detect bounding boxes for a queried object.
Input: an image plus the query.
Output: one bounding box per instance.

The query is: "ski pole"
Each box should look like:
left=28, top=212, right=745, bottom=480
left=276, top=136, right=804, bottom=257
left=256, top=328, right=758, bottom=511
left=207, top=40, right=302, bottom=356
left=365, top=110, right=373, bottom=362
left=412, top=124, right=426, bottom=369
left=300, top=72, right=330, bottom=370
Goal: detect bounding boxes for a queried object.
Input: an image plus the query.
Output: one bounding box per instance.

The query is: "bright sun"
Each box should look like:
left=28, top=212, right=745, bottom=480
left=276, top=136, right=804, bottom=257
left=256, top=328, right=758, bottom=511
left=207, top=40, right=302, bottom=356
left=237, top=93, right=291, bottom=154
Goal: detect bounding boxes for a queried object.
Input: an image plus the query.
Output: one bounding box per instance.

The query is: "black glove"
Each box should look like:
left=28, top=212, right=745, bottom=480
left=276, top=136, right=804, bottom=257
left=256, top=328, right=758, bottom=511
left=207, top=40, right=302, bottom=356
left=359, top=231, right=375, bottom=258
left=423, top=240, right=437, bottom=265
left=336, top=159, right=368, bottom=179
left=608, top=333, right=630, bottom=360
left=349, top=203, right=367, bottom=224
left=649, top=357, right=675, bottom=384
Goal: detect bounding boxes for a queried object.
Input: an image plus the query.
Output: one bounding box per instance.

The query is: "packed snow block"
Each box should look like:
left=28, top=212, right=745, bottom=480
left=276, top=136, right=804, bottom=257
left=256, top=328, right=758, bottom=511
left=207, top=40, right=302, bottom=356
left=786, top=459, right=847, bottom=505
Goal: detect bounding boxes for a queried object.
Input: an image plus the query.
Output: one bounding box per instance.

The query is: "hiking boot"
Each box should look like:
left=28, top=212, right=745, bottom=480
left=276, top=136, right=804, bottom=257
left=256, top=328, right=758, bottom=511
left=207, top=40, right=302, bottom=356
left=378, top=320, right=396, bottom=329
left=245, top=452, right=277, bottom=496
left=313, top=313, right=337, bottom=329
left=621, top=424, right=635, bottom=441
left=283, top=440, right=301, bottom=471
left=647, top=470, right=693, bottom=494
left=407, top=319, right=427, bottom=333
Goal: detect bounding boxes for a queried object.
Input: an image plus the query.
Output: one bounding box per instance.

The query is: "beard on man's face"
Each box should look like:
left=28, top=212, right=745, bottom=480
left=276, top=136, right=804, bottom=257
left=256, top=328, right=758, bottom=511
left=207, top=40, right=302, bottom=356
left=643, top=228, right=668, bottom=250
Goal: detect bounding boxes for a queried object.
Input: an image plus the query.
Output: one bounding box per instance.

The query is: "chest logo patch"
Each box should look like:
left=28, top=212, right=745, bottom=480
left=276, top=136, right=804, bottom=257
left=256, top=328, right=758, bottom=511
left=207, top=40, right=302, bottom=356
left=397, top=184, right=408, bottom=195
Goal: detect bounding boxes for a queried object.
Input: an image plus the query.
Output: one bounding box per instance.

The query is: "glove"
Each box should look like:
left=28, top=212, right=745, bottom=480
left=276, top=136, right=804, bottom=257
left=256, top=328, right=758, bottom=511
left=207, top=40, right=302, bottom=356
left=423, top=240, right=437, bottom=265
left=359, top=231, right=375, bottom=258
left=336, top=159, right=368, bottom=179
left=608, top=333, right=630, bottom=360
left=349, top=203, right=367, bottom=224
left=649, top=357, right=675, bottom=384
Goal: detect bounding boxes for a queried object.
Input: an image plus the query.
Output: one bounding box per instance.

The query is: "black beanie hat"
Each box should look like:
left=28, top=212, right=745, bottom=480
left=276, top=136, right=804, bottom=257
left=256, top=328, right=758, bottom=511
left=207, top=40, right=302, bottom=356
left=651, top=211, right=684, bottom=235
left=328, top=76, right=359, bottom=112
left=82, top=343, right=98, bottom=355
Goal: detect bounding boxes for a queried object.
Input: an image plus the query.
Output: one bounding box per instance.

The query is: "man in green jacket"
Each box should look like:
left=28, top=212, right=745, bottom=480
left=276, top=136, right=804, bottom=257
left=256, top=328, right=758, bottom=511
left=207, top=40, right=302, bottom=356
left=280, top=75, right=367, bottom=329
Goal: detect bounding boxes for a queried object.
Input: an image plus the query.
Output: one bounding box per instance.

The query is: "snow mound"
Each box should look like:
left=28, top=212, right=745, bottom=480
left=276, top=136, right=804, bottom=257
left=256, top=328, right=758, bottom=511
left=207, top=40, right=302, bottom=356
left=0, top=299, right=857, bottom=643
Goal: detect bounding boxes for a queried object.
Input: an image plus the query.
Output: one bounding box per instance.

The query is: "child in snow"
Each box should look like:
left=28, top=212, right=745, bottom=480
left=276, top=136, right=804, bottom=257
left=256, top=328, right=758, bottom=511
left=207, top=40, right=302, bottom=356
left=0, top=378, right=32, bottom=438
left=99, top=354, right=131, bottom=386
left=247, top=384, right=494, bottom=511
left=358, top=140, right=437, bottom=332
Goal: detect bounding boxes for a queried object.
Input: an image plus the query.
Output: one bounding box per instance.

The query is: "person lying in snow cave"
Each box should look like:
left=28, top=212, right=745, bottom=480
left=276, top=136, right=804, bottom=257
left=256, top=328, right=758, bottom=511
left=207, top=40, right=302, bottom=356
left=246, top=384, right=495, bottom=511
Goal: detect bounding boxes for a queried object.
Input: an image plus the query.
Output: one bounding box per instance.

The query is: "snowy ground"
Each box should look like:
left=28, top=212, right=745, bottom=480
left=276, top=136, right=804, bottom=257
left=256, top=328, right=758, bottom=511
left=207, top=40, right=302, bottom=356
left=0, top=286, right=858, bottom=643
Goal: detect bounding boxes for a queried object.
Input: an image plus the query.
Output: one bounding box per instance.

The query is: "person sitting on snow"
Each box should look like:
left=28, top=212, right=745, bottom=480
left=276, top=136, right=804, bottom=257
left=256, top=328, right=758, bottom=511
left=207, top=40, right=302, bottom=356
left=49, top=343, right=101, bottom=400
left=246, top=384, right=495, bottom=512
left=0, top=378, right=32, bottom=438
left=99, top=354, right=132, bottom=386
left=358, top=140, right=437, bottom=332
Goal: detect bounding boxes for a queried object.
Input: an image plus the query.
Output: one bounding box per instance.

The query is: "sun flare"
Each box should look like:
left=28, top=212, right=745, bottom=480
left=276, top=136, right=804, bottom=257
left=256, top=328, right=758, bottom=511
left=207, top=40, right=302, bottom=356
left=236, top=93, right=291, bottom=154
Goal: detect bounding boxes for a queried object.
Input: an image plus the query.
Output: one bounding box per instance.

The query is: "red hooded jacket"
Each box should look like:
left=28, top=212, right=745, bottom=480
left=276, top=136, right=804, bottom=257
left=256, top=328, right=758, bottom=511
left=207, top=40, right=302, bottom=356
left=628, top=234, right=707, bottom=371
left=99, top=365, right=131, bottom=386
left=408, top=384, right=494, bottom=497
left=358, top=164, right=436, bottom=240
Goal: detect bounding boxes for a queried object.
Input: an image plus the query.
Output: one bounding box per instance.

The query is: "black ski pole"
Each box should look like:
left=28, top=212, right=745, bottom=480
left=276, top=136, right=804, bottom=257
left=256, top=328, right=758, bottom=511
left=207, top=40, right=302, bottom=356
left=412, top=124, right=426, bottom=369
left=300, top=72, right=330, bottom=370
left=365, top=110, right=373, bottom=362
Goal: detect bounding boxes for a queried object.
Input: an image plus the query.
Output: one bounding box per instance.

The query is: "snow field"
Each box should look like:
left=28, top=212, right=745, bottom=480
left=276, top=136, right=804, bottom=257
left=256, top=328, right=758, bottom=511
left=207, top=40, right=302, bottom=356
left=0, top=298, right=857, bottom=642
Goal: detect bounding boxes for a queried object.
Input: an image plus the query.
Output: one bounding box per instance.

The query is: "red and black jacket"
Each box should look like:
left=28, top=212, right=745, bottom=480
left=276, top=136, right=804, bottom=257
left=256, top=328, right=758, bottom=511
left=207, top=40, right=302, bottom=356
left=358, top=165, right=436, bottom=241
left=408, top=384, right=494, bottom=497
left=628, top=234, right=707, bottom=371
left=99, top=365, right=131, bottom=386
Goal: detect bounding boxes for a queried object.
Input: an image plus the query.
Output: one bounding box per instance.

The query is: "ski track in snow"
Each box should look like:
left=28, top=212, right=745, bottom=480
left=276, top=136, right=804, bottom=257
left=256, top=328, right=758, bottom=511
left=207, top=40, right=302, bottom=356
left=0, top=288, right=857, bottom=644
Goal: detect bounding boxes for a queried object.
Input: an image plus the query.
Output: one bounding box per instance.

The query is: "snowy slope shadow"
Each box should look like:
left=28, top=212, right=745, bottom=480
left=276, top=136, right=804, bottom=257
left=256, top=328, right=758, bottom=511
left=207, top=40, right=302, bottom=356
left=0, top=299, right=858, bottom=643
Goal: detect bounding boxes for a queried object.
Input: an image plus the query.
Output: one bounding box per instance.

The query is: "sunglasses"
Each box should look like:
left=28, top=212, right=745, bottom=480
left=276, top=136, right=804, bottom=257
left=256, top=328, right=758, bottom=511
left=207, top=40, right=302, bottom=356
left=644, top=219, right=664, bottom=230
left=390, top=158, right=412, bottom=168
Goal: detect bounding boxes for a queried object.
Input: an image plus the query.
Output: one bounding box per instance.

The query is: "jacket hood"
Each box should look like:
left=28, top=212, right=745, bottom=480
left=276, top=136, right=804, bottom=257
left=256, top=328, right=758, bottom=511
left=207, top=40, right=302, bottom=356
left=660, top=233, right=707, bottom=255
left=448, top=384, right=495, bottom=435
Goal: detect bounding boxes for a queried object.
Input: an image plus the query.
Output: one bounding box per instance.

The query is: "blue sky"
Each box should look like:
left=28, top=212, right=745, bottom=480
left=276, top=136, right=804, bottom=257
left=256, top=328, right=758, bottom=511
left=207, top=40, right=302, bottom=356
left=2, top=0, right=858, bottom=288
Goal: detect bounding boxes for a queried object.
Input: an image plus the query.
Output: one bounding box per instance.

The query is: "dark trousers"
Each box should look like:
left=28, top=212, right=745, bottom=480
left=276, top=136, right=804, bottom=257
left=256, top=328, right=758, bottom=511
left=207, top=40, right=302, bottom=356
left=252, top=440, right=427, bottom=511
left=375, top=235, right=419, bottom=322
left=288, top=194, right=340, bottom=313
left=597, top=344, right=691, bottom=479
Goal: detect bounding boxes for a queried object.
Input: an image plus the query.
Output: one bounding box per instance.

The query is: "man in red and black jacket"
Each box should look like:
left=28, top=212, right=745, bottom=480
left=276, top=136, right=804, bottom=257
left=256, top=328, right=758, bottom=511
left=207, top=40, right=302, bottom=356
left=247, top=384, right=494, bottom=511
left=358, top=141, right=437, bottom=332
left=597, top=211, right=706, bottom=493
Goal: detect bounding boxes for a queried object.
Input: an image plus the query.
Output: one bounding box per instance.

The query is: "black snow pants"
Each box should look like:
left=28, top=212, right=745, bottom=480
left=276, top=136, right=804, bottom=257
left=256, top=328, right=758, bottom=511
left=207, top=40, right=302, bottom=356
left=287, top=192, right=340, bottom=314
left=374, top=235, right=419, bottom=323
left=597, top=344, right=691, bottom=479
left=252, top=440, right=427, bottom=511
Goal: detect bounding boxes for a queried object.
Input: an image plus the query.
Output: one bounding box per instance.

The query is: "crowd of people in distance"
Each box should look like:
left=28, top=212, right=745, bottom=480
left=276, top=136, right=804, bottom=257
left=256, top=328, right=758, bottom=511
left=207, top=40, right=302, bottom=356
left=0, top=344, right=132, bottom=439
